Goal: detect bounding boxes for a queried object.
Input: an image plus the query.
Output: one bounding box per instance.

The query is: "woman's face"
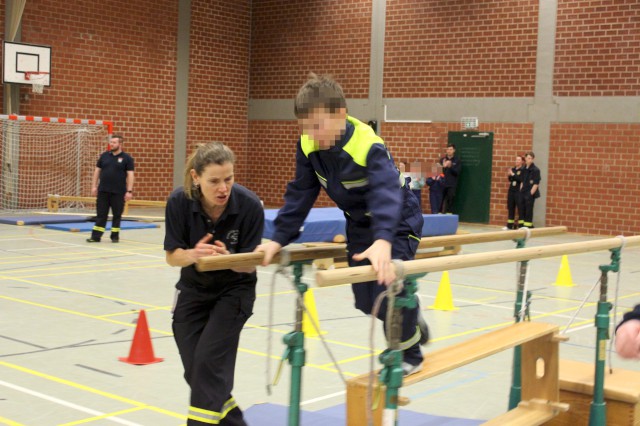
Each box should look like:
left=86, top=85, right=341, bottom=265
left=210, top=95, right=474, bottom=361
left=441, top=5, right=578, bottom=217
left=515, top=156, right=523, bottom=168
left=191, top=162, right=234, bottom=207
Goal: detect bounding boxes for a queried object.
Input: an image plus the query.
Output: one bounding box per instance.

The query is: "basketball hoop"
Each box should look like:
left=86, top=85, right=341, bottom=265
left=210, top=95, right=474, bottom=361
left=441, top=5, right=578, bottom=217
left=25, top=72, right=49, bottom=94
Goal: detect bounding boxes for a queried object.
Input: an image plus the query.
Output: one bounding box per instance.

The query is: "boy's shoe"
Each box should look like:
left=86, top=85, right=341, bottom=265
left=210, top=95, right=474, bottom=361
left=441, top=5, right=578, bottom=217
left=86, top=238, right=100, bottom=243
left=418, top=311, right=430, bottom=345
left=402, top=361, right=423, bottom=377
left=111, top=238, right=119, bottom=243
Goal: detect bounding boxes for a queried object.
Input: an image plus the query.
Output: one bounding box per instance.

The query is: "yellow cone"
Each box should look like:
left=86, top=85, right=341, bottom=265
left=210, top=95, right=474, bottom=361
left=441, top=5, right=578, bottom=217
left=429, top=271, right=457, bottom=311
left=302, top=289, right=326, bottom=337
left=553, top=255, right=575, bottom=287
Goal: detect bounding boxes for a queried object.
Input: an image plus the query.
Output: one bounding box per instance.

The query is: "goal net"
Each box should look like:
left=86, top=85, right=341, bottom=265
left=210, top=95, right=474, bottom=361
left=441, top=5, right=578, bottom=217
left=0, top=115, right=112, bottom=212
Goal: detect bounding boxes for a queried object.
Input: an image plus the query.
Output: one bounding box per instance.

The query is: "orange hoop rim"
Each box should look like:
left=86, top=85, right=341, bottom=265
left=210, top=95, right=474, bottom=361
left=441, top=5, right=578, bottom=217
left=24, top=71, right=50, bottom=81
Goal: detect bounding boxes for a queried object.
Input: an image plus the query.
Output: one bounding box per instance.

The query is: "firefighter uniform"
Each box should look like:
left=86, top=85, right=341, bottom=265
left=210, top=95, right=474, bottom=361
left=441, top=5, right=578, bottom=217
left=520, top=163, right=541, bottom=228
left=164, top=184, right=264, bottom=426
left=506, top=166, right=524, bottom=229
left=90, top=151, right=134, bottom=242
left=270, top=116, right=425, bottom=367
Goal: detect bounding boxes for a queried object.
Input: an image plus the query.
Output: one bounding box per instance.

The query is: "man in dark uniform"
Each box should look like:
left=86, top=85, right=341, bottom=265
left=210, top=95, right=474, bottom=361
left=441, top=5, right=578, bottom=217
left=257, top=74, right=429, bottom=376
left=520, top=151, right=541, bottom=228
left=506, top=155, right=525, bottom=229
left=87, top=134, right=135, bottom=242
left=439, top=144, right=462, bottom=214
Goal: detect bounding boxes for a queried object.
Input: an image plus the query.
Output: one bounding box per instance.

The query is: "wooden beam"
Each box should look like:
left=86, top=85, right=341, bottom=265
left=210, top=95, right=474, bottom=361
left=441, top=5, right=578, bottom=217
left=196, top=245, right=347, bottom=272
left=419, top=226, right=567, bottom=248
left=316, top=235, right=640, bottom=287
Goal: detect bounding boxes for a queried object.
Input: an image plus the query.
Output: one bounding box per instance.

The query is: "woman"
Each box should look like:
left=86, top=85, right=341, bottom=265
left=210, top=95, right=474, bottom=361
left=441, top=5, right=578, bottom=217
left=506, top=155, right=525, bottom=229
left=164, top=142, right=264, bottom=426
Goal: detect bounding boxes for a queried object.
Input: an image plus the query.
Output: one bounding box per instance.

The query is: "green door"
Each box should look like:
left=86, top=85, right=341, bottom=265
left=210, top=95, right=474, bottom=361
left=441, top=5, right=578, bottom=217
left=448, top=131, right=494, bottom=223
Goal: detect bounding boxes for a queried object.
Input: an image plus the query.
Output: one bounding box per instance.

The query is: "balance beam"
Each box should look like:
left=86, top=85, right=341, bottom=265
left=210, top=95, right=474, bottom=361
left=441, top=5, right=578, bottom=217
left=198, top=227, right=569, bottom=272
left=47, top=194, right=166, bottom=215
left=316, top=235, right=640, bottom=287
left=196, top=245, right=348, bottom=272
left=347, top=322, right=568, bottom=425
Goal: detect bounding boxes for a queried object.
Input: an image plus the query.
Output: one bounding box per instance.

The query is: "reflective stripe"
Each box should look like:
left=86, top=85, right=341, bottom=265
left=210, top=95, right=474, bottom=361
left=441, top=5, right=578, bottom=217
left=397, top=327, right=421, bottom=351
left=315, top=172, right=328, bottom=188
left=187, top=397, right=238, bottom=424
left=111, top=228, right=120, bottom=232
left=408, top=234, right=420, bottom=242
left=92, top=226, right=105, bottom=232
left=341, top=178, right=368, bottom=189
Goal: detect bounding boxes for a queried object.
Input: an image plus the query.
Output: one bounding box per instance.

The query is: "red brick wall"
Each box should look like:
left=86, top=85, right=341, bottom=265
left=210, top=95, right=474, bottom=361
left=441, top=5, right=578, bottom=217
left=13, top=0, right=179, bottom=201
left=381, top=122, right=533, bottom=223
left=188, top=0, right=252, bottom=183
left=2, top=0, right=252, bottom=202
left=250, top=0, right=371, bottom=99
left=555, top=0, right=640, bottom=96
left=547, top=123, right=640, bottom=235
left=246, top=121, right=335, bottom=208
left=384, top=0, right=539, bottom=97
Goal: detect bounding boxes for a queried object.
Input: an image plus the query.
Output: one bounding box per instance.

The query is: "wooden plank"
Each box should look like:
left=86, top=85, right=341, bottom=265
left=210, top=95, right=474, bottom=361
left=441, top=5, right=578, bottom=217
left=350, top=322, right=559, bottom=387
left=481, top=401, right=562, bottom=426
left=558, top=359, right=640, bottom=404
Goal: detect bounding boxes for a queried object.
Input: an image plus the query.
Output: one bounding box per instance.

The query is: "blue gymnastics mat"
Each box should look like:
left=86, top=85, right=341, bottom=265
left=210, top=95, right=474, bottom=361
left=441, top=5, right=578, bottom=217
left=244, top=403, right=483, bottom=426
left=43, top=220, right=158, bottom=232
left=264, top=207, right=458, bottom=243
left=0, top=214, right=92, bottom=226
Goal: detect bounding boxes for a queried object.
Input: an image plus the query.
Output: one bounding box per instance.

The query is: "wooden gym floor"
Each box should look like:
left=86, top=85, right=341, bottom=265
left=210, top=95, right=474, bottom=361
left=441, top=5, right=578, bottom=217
left=1, top=213, right=639, bottom=425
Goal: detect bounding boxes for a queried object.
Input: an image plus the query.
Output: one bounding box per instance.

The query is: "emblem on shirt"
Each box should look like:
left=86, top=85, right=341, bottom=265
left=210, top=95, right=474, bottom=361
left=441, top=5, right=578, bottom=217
left=512, top=181, right=517, bottom=186
left=516, top=171, right=520, bottom=175
left=226, top=230, right=239, bottom=246
left=529, top=179, right=534, bottom=184
left=118, top=158, right=123, bottom=163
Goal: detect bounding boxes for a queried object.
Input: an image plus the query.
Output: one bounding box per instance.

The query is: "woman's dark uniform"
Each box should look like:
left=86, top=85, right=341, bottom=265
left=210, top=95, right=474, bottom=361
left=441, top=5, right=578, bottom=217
left=164, top=184, right=264, bottom=426
left=507, top=166, right=524, bottom=229
left=520, top=163, right=541, bottom=228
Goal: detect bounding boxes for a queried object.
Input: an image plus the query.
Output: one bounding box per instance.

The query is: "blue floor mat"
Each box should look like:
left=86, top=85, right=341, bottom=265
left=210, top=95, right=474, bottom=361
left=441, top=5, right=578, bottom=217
left=43, top=220, right=158, bottom=232
left=243, top=403, right=484, bottom=426
left=0, top=214, right=91, bottom=226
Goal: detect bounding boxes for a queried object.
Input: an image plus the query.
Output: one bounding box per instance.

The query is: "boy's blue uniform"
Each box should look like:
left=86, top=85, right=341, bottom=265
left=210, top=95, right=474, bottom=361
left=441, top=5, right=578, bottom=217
left=270, top=116, right=425, bottom=365
left=426, top=174, right=445, bottom=214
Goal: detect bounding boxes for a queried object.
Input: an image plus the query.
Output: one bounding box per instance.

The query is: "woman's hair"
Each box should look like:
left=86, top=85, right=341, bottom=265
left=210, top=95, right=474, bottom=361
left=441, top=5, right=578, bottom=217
left=294, top=73, right=346, bottom=118
left=183, top=142, right=235, bottom=200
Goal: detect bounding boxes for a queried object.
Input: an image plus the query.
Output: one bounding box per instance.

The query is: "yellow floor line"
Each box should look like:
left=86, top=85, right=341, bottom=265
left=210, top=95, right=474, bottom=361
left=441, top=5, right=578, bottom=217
left=0, top=295, right=171, bottom=335
left=0, top=361, right=185, bottom=421
left=0, top=416, right=24, bottom=426
left=57, top=406, right=147, bottom=426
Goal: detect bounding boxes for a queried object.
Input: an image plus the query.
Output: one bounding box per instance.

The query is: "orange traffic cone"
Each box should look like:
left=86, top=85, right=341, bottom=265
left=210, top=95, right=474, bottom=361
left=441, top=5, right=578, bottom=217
left=118, top=310, right=163, bottom=365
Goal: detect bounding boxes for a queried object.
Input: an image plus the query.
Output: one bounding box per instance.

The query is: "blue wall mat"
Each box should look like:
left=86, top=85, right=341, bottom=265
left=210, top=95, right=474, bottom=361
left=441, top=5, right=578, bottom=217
left=43, top=221, right=158, bottom=232
left=0, top=215, right=91, bottom=225
left=263, top=207, right=458, bottom=243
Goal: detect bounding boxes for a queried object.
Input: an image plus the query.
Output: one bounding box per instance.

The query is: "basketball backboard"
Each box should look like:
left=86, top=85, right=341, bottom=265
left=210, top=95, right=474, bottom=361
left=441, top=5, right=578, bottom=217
left=3, top=41, right=51, bottom=87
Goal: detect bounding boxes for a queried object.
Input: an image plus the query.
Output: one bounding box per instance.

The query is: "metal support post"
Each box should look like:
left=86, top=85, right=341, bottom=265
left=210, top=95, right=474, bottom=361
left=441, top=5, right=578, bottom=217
left=509, top=238, right=531, bottom=410
left=589, top=248, right=620, bottom=426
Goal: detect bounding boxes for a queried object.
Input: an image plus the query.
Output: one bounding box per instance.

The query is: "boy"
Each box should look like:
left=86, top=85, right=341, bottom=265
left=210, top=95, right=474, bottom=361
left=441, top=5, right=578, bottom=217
left=257, top=74, right=428, bottom=375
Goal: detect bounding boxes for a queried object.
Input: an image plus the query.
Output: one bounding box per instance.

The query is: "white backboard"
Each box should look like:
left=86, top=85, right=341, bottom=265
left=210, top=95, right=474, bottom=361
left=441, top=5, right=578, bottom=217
left=3, top=41, right=51, bottom=86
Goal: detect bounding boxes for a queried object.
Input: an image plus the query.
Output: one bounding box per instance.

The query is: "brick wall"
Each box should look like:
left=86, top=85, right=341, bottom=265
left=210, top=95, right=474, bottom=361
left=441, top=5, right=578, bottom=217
left=13, top=0, right=179, bottom=201
left=250, top=0, right=371, bottom=99
left=384, top=0, right=539, bottom=97
left=555, top=0, right=640, bottom=96
left=188, top=0, right=252, bottom=183
left=547, top=123, right=640, bottom=235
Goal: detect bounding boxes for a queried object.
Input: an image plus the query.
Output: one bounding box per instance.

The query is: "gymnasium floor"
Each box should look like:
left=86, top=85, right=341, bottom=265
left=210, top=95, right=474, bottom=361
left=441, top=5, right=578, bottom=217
left=1, top=212, right=639, bottom=426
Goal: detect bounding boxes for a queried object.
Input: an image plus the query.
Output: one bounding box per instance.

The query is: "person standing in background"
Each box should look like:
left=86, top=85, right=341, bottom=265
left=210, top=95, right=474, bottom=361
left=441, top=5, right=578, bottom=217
left=87, top=135, right=134, bottom=243
left=520, top=151, right=541, bottom=228
left=439, top=143, right=461, bottom=214
left=408, top=161, right=426, bottom=211
left=506, top=155, right=525, bottom=229
left=426, top=162, right=445, bottom=214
